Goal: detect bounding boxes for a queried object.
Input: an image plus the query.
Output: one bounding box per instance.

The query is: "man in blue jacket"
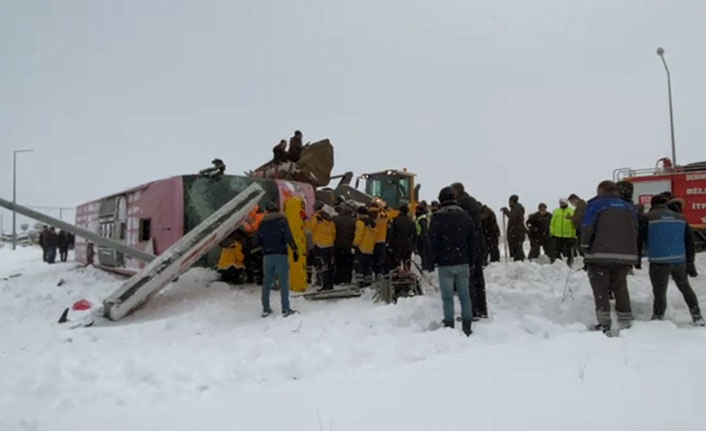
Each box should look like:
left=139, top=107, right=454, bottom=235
left=255, top=202, right=300, bottom=317
left=581, top=180, right=639, bottom=333
left=428, top=187, right=480, bottom=336
left=644, top=194, right=703, bottom=325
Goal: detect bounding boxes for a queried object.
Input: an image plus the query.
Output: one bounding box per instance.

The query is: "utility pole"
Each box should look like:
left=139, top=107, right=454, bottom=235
left=657, top=47, right=677, bottom=166
left=12, top=149, right=34, bottom=250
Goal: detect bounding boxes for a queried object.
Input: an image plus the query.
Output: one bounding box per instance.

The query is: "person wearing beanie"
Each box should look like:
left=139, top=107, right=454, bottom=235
left=427, top=187, right=479, bottom=336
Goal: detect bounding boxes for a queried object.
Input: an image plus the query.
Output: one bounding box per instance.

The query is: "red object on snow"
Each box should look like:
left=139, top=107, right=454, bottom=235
left=72, top=299, right=92, bottom=311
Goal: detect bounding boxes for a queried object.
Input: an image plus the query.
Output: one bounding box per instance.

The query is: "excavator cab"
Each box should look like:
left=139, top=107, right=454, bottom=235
left=357, top=169, right=418, bottom=215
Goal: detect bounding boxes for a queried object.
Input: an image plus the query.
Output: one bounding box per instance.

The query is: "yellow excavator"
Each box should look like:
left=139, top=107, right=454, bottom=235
left=319, top=168, right=420, bottom=216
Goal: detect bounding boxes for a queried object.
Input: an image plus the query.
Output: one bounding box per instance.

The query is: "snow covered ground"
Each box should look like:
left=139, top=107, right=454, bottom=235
left=2, top=246, right=706, bottom=431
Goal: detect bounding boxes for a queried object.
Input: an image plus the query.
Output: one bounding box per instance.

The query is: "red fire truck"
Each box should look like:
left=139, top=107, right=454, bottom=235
left=614, top=157, right=706, bottom=251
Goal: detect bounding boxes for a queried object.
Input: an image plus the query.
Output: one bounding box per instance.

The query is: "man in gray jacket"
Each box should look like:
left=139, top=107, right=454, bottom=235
left=581, top=181, right=639, bottom=333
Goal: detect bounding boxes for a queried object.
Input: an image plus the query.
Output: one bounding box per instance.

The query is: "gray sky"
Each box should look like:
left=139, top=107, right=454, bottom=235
left=2, top=0, right=706, bottom=231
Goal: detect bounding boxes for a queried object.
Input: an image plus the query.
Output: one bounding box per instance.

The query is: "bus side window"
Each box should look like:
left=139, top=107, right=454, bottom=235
left=139, top=218, right=151, bottom=242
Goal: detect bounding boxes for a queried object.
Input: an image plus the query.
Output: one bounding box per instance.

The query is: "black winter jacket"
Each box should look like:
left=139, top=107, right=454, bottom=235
left=388, top=214, right=416, bottom=257
left=526, top=211, right=551, bottom=241
left=456, top=192, right=482, bottom=227
left=333, top=214, right=356, bottom=251
left=580, top=193, right=639, bottom=265
left=428, top=202, right=480, bottom=268
left=481, top=206, right=500, bottom=244
left=255, top=213, right=297, bottom=256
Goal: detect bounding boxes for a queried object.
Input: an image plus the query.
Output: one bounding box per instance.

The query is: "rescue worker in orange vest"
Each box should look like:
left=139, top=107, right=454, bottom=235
left=369, top=200, right=390, bottom=278
left=307, top=202, right=337, bottom=291
left=243, top=205, right=265, bottom=285
left=217, top=230, right=246, bottom=284
left=353, top=207, right=377, bottom=288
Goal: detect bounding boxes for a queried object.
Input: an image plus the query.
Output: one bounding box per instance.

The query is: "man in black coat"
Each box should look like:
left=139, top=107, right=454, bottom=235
left=333, top=206, right=356, bottom=285
left=451, top=182, right=488, bottom=320
left=581, top=181, right=639, bottom=333
left=39, top=225, right=49, bottom=262
left=428, top=187, right=480, bottom=336
left=45, top=227, right=58, bottom=264
left=287, top=130, right=304, bottom=163
left=481, top=205, right=500, bottom=263
left=501, top=195, right=526, bottom=261
left=57, top=230, right=69, bottom=262
left=388, top=204, right=416, bottom=271
left=526, top=203, right=552, bottom=259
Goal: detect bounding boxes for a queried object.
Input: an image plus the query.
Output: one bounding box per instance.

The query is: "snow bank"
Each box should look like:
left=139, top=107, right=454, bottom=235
left=2, top=246, right=706, bottom=430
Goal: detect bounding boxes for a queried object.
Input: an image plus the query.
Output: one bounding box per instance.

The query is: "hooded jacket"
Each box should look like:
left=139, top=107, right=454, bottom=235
left=580, top=194, right=639, bottom=265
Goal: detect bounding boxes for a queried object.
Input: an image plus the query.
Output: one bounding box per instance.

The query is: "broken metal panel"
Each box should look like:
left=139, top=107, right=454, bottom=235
left=103, top=183, right=265, bottom=321
left=182, top=175, right=279, bottom=267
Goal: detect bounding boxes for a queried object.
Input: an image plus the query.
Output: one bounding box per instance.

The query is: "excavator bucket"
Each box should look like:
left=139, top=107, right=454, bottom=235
left=250, top=139, right=334, bottom=188
left=296, top=139, right=334, bottom=187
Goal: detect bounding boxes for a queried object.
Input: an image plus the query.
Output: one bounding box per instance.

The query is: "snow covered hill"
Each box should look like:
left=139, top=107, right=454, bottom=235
left=2, top=247, right=706, bottom=431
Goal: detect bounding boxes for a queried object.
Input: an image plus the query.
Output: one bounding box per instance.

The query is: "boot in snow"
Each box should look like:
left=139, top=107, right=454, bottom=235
left=694, top=317, right=706, bottom=327
left=261, top=309, right=272, bottom=318
left=651, top=314, right=664, bottom=321
left=283, top=309, right=298, bottom=318
left=591, top=323, right=610, bottom=334
left=462, top=319, right=472, bottom=336
left=443, top=320, right=454, bottom=329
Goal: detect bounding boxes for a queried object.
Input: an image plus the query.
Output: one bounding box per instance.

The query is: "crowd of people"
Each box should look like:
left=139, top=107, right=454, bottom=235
left=216, top=177, right=702, bottom=336
left=37, top=225, right=74, bottom=264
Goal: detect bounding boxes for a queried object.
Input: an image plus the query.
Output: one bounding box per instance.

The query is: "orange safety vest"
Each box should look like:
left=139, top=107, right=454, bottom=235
left=244, top=205, right=264, bottom=235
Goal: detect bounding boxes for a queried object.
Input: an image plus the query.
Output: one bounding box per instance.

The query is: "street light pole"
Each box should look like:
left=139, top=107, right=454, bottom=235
left=657, top=47, right=677, bottom=166
left=12, top=149, right=34, bottom=250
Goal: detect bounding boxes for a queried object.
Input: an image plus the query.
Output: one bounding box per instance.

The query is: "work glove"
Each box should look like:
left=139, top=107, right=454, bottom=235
left=292, top=251, right=300, bottom=262
left=687, top=263, right=698, bottom=278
